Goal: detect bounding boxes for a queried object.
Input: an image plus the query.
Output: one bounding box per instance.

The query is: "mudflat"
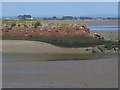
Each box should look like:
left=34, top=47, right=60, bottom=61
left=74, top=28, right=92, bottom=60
left=2, top=40, right=118, bottom=88
left=3, top=57, right=118, bottom=88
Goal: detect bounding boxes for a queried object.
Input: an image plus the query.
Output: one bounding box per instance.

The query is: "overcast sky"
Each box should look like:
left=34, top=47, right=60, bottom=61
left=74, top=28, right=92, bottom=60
left=2, top=2, right=118, bottom=17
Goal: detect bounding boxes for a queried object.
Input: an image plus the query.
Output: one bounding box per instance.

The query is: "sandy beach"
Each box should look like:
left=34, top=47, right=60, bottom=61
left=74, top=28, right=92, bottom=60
left=2, top=40, right=88, bottom=54
left=2, top=40, right=118, bottom=88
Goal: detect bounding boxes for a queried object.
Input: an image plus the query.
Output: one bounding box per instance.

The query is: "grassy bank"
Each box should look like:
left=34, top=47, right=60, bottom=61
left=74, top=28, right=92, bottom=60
left=92, top=30, right=118, bottom=41
left=2, top=36, right=108, bottom=48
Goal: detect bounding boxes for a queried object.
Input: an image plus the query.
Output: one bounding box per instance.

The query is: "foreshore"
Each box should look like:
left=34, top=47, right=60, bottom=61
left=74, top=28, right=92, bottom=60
left=2, top=40, right=118, bottom=88
left=2, top=20, right=118, bottom=88
left=2, top=38, right=118, bottom=88
left=3, top=53, right=118, bottom=88
left=2, top=40, right=89, bottom=54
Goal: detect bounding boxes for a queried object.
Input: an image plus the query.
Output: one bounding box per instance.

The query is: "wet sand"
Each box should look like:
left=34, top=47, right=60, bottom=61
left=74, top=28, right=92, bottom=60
left=2, top=40, right=88, bottom=54
left=3, top=57, right=118, bottom=88
left=2, top=40, right=118, bottom=88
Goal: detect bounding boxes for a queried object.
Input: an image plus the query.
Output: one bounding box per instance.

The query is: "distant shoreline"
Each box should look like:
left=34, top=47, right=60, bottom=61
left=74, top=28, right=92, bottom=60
left=44, top=20, right=118, bottom=26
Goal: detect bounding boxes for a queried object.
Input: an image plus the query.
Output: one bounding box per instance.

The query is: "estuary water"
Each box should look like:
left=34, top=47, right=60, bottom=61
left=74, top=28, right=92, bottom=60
left=2, top=53, right=118, bottom=62
left=88, top=25, right=119, bottom=30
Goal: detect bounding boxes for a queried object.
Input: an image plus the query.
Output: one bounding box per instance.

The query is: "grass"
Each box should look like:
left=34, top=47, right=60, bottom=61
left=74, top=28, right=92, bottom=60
left=92, top=30, right=118, bottom=41
left=3, top=36, right=109, bottom=48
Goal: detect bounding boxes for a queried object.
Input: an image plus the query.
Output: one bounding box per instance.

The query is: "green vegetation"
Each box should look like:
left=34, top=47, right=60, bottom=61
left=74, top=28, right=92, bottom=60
left=3, top=36, right=108, bottom=48
left=37, top=36, right=107, bottom=47
left=10, top=21, right=16, bottom=28
left=96, top=32, right=118, bottom=41
left=43, top=16, right=118, bottom=20
left=91, top=31, right=119, bottom=52
left=34, top=20, right=42, bottom=28
left=2, top=19, right=88, bottom=28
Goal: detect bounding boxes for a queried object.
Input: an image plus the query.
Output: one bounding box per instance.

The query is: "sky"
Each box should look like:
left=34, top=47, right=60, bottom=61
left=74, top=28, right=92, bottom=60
left=2, top=2, right=118, bottom=18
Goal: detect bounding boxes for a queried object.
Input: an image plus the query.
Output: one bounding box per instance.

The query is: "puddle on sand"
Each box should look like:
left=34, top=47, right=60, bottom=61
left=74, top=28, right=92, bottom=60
left=2, top=53, right=118, bottom=62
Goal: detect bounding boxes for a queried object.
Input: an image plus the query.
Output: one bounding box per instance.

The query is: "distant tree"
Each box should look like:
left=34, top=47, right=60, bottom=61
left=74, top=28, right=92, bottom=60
left=18, top=15, right=32, bottom=20
left=52, top=16, right=58, bottom=20
left=53, top=16, right=57, bottom=19
left=62, top=16, right=74, bottom=20
left=43, top=18, right=48, bottom=20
